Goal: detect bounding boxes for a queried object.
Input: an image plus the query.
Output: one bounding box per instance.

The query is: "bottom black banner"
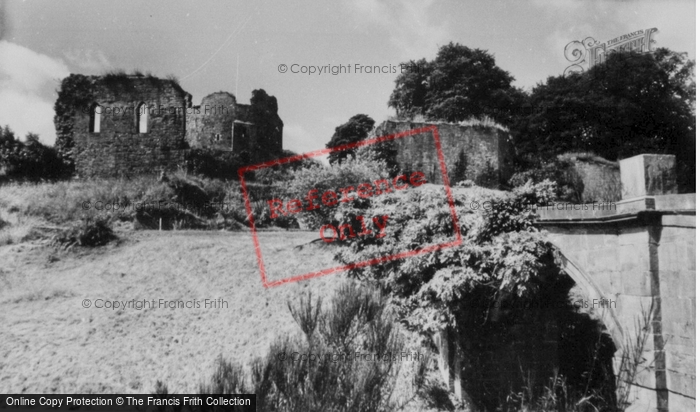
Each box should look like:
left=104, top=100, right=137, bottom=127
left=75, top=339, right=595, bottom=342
left=1, top=395, right=256, bottom=411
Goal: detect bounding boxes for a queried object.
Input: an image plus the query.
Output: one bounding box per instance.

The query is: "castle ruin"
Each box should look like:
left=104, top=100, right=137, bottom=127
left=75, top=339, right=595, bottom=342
left=55, top=74, right=283, bottom=178
left=373, top=120, right=515, bottom=188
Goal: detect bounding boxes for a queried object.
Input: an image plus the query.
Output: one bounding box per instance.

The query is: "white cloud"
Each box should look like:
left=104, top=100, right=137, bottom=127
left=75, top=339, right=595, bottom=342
left=531, top=0, right=588, bottom=15
left=0, top=41, right=70, bottom=145
left=532, top=0, right=694, bottom=58
left=63, top=48, right=112, bottom=72
left=613, top=2, right=695, bottom=58
left=0, top=41, right=69, bottom=94
left=0, top=90, right=57, bottom=143
left=535, top=0, right=695, bottom=77
left=284, top=123, right=324, bottom=154
left=344, top=0, right=450, bottom=60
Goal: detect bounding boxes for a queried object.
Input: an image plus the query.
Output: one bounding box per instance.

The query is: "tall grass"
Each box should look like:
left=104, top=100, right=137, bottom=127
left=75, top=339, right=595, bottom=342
left=0, top=171, right=262, bottom=244
left=0, top=171, right=239, bottom=222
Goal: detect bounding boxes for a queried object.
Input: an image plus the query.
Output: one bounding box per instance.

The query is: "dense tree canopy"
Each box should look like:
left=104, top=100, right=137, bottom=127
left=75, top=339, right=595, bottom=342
left=0, top=126, right=66, bottom=181
left=388, top=42, right=525, bottom=124
left=511, top=48, right=695, bottom=191
left=326, top=114, right=375, bottom=164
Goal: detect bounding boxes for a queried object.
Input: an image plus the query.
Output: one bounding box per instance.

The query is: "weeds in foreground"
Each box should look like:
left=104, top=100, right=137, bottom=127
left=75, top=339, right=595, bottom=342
left=51, top=216, right=117, bottom=249
left=157, top=282, right=430, bottom=412
left=615, top=304, right=659, bottom=411
left=501, top=303, right=660, bottom=412
left=503, top=370, right=604, bottom=412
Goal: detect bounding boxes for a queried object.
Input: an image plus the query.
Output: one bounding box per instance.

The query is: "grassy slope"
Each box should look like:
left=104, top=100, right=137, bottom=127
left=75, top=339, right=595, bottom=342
left=0, top=180, right=504, bottom=398
left=0, top=230, right=342, bottom=393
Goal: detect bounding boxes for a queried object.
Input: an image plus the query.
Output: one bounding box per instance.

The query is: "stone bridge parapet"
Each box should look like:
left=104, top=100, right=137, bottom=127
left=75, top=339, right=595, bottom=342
left=536, top=154, right=695, bottom=412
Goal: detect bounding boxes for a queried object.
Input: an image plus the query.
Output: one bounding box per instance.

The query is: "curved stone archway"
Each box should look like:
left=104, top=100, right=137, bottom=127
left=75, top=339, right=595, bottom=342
left=552, top=246, right=625, bottom=350
left=432, top=247, right=623, bottom=409
left=435, top=155, right=695, bottom=411
left=536, top=185, right=696, bottom=411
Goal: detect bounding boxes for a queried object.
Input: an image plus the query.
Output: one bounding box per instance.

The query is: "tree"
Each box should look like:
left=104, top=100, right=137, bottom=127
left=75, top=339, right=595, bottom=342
left=387, top=58, right=430, bottom=119
left=54, top=74, right=95, bottom=174
left=326, top=114, right=375, bottom=165
left=0, top=126, right=20, bottom=176
left=356, top=140, right=400, bottom=177
left=0, top=126, right=66, bottom=181
left=512, top=48, right=695, bottom=191
left=453, top=149, right=468, bottom=183
left=388, top=42, right=525, bottom=124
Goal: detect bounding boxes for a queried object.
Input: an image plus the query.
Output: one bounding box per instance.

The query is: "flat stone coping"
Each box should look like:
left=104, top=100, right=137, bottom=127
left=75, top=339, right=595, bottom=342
left=535, top=194, right=695, bottom=223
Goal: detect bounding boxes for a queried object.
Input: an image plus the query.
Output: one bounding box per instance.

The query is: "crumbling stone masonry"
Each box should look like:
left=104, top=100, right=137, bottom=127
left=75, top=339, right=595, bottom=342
left=184, top=90, right=283, bottom=163
left=57, top=74, right=283, bottom=178
left=373, top=120, right=514, bottom=188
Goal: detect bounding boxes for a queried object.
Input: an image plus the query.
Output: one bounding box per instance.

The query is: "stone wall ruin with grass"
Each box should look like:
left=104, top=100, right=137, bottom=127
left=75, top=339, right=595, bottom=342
left=55, top=72, right=283, bottom=179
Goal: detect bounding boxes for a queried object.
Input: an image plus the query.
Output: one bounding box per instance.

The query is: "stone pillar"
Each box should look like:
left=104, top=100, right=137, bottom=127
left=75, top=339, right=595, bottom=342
left=453, top=344, right=464, bottom=402
left=433, top=328, right=472, bottom=408
left=619, top=154, right=677, bottom=200
left=433, top=329, right=451, bottom=390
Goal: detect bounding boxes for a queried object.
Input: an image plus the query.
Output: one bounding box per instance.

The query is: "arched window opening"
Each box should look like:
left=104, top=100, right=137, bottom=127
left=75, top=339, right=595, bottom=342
left=89, top=103, right=101, bottom=133
left=137, top=103, right=149, bottom=133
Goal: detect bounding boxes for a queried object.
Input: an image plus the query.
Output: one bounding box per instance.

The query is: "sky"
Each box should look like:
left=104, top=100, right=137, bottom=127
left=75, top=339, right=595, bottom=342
left=0, top=0, right=695, bottom=153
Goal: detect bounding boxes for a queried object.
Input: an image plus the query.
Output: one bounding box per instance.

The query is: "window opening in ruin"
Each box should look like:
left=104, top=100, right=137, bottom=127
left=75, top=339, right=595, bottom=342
left=137, top=102, right=148, bottom=133
left=89, top=103, right=101, bottom=133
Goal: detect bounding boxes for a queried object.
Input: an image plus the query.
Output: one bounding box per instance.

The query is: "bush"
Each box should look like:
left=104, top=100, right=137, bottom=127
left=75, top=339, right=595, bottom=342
left=356, top=141, right=400, bottom=177
left=474, top=159, right=499, bottom=188
left=52, top=216, right=117, bottom=248
left=509, top=158, right=583, bottom=202
left=185, top=148, right=241, bottom=180
left=133, top=172, right=228, bottom=229
left=190, top=282, right=428, bottom=412
left=285, top=158, right=390, bottom=230
left=330, top=181, right=614, bottom=409
left=0, top=127, right=69, bottom=182
left=0, top=172, right=236, bottom=232
left=510, top=153, right=623, bottom=203
left=220, top=181, right=297, bottom=229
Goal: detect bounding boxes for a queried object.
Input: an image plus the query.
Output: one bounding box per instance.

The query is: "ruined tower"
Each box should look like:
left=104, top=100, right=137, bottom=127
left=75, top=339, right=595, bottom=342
left=56, top=73, right=283, bottom=178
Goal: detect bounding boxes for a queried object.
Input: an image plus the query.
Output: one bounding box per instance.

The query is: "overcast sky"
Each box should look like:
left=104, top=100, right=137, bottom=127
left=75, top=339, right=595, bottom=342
left=0, top=0, right=695, bottom=153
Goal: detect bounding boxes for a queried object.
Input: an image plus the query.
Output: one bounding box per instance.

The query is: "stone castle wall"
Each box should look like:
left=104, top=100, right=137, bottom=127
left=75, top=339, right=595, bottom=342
left=185, top=92, right=239, bottom=151
left=374, top=121, right=514, bottom=188
left=557, top=154, right=622, bottom=202
left=239, top=89, right=284, bottom=163
left=571, top=158, right=622, bottom=203
left=69, top=76, right=283, bottom=178
left=72, top=77, right=189, bottom=178
left=184, top=90, right=283, bottom=164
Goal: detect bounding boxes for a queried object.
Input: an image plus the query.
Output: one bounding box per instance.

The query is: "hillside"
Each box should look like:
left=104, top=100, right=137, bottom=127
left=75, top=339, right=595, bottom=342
left=0, top=230, right=343, bottom=393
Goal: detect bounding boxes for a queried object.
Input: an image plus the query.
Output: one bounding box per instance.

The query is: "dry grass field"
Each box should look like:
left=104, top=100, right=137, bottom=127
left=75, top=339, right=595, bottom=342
left=0, top=229, right=344, bottom=393
left=0, top=177, right=500, bottom=408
